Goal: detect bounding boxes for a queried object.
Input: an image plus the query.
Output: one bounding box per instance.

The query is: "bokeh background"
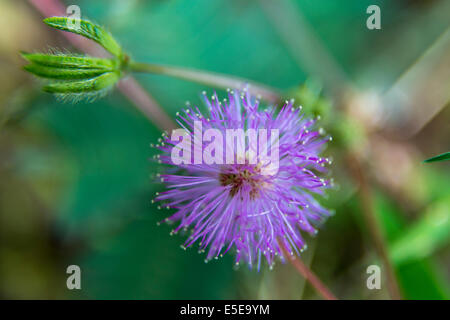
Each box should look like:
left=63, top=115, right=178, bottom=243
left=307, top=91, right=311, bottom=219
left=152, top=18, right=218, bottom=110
left=0, top=0, right=449, bottom=299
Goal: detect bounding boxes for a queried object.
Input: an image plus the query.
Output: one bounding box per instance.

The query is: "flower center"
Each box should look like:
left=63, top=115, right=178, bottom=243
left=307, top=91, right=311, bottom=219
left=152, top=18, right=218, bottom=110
left=219, top=165, right=263, bottom=199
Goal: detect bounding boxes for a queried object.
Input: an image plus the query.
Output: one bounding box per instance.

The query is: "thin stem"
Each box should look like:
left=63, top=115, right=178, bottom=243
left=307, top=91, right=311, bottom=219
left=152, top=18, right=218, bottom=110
left=117, top=77, right=177, bottom=130
left=129, top=61, right=281, bottom=103
left=278, top=240, right=338, bottom=300
left=348, top=154, right=403, bottom=300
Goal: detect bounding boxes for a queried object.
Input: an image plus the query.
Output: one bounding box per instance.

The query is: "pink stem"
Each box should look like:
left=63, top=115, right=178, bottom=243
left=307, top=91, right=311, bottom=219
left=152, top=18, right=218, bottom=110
left=278, top=240, right=338, bottom=300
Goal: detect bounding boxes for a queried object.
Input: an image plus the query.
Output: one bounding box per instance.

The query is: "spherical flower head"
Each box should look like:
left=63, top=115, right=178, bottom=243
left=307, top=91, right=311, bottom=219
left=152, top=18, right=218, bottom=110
left=155, top=89, right=333, bottom=270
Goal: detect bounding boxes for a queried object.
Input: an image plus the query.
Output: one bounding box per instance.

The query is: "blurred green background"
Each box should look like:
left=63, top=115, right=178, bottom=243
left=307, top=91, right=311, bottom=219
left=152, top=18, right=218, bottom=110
left=0, top=0, right=449, bottom=299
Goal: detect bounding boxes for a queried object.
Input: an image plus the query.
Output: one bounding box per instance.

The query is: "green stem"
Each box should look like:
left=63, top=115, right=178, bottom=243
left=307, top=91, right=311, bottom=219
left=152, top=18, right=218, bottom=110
left=128, top=61, right=281, bottom=103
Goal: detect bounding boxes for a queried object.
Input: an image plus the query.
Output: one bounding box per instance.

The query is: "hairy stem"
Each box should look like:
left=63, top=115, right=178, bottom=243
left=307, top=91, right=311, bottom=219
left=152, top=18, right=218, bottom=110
left=278, top=240, right=338, bottom=300
left=129, top=61, right=281, bottom=103
left=348, top=154, right=403, bottom=300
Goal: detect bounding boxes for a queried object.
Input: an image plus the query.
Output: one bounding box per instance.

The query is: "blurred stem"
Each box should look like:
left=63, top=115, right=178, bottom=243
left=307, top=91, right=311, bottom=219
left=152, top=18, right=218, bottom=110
left=128, top=61, right=281, bottom=103
left=259, top=0, right=350, bottom=98
left=278, top=240, right=338, bottom=300
left=348, top=154, right=403, bottom=300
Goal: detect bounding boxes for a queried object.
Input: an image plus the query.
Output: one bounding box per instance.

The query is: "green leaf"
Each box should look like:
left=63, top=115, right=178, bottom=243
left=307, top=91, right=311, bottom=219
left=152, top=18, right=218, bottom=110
left=42, top=72, right=120, bottom=94
left=423, top=152, right=450, bottom=163
left=396, top=260, right=449, bottom=300
left=21, top=52, right=117, bottom=70
left=43, top=17, right=122, bottom=58
left=390, top=197, right=450, bottom=265
left=374, top=192, right=450, bottom=299
left=24, top=64, right=109, bottom=80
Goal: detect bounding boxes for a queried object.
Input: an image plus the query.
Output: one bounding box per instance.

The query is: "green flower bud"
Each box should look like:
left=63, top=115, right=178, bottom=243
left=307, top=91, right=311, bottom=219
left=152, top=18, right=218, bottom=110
left=22, top=52, right=121, bottom=101
left=43, top=71, right=120, bottom=94
left=21, top=53, right=117, bottom=70
left=21, top=17, right=127, bottom=102
left=23, top=63, right=109, bottom=80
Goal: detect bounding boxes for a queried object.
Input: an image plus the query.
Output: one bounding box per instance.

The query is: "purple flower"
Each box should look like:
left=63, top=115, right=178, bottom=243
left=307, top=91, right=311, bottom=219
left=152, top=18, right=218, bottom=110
left=155, top=89, right=332, bottom=269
